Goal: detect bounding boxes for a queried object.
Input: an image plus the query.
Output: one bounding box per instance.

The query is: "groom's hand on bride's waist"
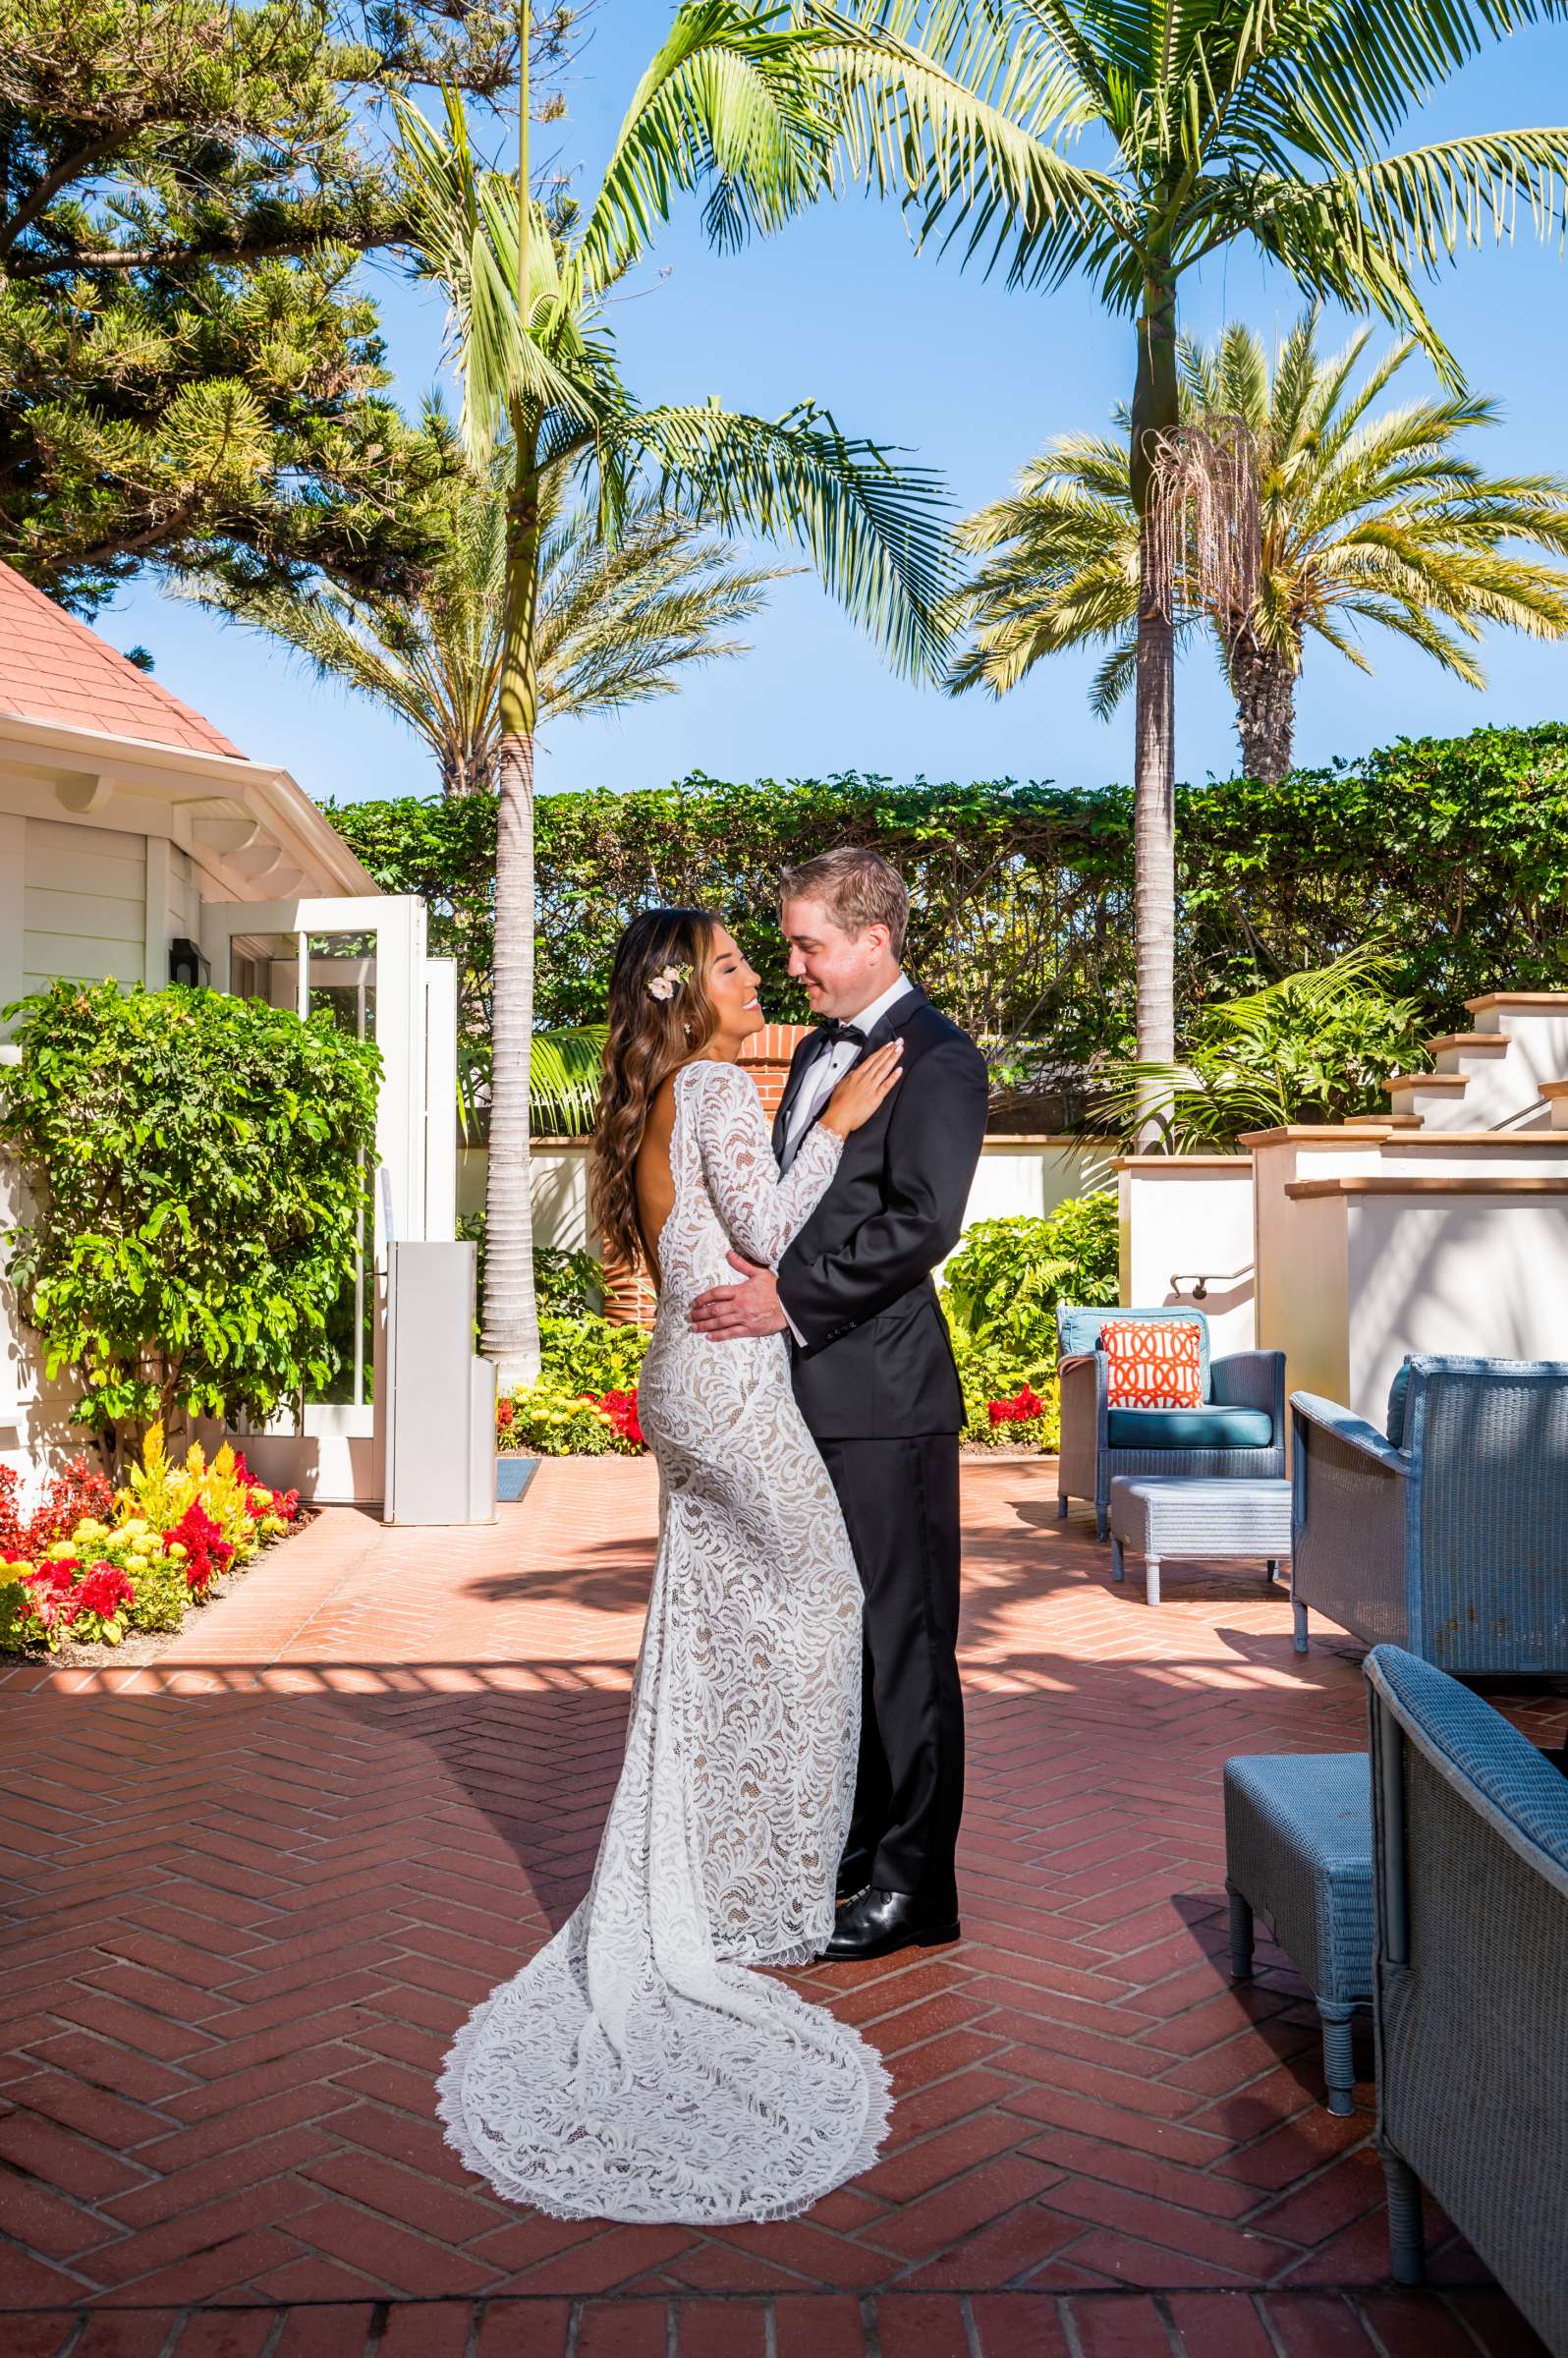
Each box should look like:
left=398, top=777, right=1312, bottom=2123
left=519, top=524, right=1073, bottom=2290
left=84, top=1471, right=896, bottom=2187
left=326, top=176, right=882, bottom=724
left=689, top=1252, right=789, bottom=1340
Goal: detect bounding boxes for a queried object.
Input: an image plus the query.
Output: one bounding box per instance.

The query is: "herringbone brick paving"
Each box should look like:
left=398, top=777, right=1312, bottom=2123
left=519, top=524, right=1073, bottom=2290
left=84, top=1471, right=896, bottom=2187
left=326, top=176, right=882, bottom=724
left=1, top=1460, right=1561, bottom=2356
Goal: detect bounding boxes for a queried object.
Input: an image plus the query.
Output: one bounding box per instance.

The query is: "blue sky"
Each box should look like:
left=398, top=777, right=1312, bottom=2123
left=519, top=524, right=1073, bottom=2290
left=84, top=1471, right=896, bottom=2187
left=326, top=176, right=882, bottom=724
left=108, top=10, right=1568, bottom=807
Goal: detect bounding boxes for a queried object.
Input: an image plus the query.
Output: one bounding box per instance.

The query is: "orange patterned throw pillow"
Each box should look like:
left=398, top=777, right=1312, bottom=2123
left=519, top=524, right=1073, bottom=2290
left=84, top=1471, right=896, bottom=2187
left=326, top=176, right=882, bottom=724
left=1098, top=1318, right=1204, bottom=1409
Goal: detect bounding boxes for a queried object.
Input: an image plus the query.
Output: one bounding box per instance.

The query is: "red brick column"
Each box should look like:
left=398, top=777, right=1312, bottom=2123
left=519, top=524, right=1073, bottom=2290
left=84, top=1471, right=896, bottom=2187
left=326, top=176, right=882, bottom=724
left=602, top=1025, right=811, bottom=1328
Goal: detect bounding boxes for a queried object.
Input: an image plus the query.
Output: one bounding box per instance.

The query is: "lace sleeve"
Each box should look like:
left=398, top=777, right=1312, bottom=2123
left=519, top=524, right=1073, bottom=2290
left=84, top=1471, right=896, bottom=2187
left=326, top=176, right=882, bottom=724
left=689, top=1061, right=843, bottom=1267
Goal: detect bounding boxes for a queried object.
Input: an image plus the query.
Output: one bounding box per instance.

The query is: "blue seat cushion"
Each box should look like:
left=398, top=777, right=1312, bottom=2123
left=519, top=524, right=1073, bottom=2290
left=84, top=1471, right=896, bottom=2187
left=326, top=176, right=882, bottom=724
left=1107, top=1405, right=1274, bottom=1451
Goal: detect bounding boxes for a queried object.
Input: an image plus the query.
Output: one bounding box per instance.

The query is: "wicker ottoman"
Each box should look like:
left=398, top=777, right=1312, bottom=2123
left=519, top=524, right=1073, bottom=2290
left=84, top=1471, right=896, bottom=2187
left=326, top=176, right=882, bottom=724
left=1223, top=1753, right=1373, bottom=2116
left=1108, top=1475, right=1292, bottom=1606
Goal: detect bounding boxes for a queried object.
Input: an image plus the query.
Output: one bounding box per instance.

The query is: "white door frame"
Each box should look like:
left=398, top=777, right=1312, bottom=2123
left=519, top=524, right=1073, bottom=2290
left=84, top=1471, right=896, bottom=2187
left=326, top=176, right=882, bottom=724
left=198, top=894, right=443, bottom=1502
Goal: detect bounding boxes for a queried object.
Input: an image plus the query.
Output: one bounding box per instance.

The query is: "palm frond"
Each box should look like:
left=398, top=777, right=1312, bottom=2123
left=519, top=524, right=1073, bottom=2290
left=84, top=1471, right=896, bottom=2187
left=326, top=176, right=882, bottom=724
left=184, top=444, right=788, bottom=788
left=621, top=397, right=959, bottom=679
left=530, top=1027, right=608, bottom=1136
left=1092, top=942, right=1428, bottom=1149
left=811, top=0, right=1131, bottom=286
left=579, top=2, right=838, bottom=288
left=536, top=499, right=790, bottom=720
left=950, top=295, right=1568, bottom=727
left=392, top=89, right=599, bottom=462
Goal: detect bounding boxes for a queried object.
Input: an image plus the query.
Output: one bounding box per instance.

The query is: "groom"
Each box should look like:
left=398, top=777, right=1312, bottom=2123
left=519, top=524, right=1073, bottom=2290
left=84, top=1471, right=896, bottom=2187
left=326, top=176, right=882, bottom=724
left=689, top=848, right=988, bottom=1961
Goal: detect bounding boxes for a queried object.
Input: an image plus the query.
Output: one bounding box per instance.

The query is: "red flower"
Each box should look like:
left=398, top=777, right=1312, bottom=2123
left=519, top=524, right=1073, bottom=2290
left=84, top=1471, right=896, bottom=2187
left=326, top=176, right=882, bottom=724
left=0, top=1457, right=114, bottom=1555
left=21, top=1561, right=82, bottom=1631
left=496, top=1399, right=516, bottom=1431
left=988, top=1384, right=1045, bottom=1428
left=597, top=1388, right=644, bottom=1447
left=163, top=1500, right=233, bottom=1595
left=274, top=1488, right=300, bottom=1523
left=77, top=1562, right=135, bottom=1620
left=0, top=1467, right=27, bottom=1559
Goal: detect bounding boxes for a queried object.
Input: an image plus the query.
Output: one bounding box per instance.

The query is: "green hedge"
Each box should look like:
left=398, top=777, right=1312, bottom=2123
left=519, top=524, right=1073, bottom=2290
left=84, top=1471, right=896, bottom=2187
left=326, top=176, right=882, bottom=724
left=326, top=724, right=1568, bottom=1107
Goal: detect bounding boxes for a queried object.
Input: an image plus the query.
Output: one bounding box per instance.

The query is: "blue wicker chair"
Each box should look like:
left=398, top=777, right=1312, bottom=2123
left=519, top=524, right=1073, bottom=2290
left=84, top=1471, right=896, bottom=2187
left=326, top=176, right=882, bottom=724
left=1055, top=1305, right=1285, bottom=1540
left=1366, top=1644, right=1568, bottom=2344
left=1292, top=1357, right=1568, bottom=1672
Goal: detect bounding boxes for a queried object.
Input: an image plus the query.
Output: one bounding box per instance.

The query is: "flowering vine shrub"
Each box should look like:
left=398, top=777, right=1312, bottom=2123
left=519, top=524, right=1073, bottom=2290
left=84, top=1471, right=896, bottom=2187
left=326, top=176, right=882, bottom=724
left=0, top=1426, right=302, bottom=1655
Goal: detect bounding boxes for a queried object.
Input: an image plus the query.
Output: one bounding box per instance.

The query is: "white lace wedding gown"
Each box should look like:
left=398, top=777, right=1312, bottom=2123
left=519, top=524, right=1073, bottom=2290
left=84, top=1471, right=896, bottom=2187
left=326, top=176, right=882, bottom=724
left=437, top=1058, right=890, bottom=2223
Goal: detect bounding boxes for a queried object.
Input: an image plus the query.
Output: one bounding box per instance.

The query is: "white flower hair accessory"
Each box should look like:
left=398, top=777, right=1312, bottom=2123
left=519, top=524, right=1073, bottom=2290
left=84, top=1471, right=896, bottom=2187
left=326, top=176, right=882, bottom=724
left=647, top=962, right=690, bottom=1003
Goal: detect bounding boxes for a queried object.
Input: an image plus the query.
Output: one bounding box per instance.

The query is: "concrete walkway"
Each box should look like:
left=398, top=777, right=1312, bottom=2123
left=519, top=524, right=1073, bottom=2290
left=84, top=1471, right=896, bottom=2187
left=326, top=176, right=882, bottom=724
left=0, top=1460, right=1559, bottom=2357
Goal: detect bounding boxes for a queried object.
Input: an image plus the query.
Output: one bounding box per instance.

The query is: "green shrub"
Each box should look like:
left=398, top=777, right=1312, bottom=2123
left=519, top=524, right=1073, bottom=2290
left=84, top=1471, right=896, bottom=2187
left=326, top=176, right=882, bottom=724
left=0, top=981, right=379, bottom=1450
left=941, top=1197, right=1118, bottom=1447
left=536, top=1248, right=602, bottom=1318
left=538, top=1312, right=649, bottom=1395
left=498, top=1374, right=626, bottom=1456
left=492, top=1310, right=651, bottom=1457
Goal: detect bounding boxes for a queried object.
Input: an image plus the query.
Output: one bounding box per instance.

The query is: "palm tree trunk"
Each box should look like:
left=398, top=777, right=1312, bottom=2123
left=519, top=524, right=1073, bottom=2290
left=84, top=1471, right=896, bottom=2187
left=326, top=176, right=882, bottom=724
left=482, top=0, right=542, bottom=1392
left=1228, top=629, right=1296, bottom=782
left=1130, top=268, right=1180, bottom=1082
left=481, top=440, right=543, bottom=1389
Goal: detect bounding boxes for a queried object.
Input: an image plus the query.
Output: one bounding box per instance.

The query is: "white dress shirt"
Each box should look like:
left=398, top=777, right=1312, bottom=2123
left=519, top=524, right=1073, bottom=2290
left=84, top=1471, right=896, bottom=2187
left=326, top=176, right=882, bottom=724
left=780, top=973, right=916, bottom=1170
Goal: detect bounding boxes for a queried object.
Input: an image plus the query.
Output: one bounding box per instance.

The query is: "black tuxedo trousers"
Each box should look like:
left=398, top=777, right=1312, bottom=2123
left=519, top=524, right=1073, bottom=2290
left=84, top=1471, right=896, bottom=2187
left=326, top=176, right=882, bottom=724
left=773, top=991, right=988, bottom=1909
left=817, top=1432, right=964, bottom=1910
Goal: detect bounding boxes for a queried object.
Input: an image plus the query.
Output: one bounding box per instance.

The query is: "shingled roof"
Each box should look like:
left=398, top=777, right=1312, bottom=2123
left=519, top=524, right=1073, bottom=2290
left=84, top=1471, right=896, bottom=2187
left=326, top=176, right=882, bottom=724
left=0, top=560, right=247, bottom=760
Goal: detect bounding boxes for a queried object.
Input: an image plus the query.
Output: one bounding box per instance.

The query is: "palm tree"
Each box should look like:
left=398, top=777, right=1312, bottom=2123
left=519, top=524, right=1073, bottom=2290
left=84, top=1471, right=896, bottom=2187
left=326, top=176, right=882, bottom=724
left=189, top=406, right=789, bottom=800
left=808, top=0, right=1568, bottom=1069
left=397, top=7, right=955, bottom=1386
left=950, top=313, right=1568, bottom=781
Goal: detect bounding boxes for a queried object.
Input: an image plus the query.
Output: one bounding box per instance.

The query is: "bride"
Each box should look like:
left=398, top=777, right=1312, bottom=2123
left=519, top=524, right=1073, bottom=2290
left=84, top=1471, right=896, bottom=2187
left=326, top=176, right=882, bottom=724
left=438, top=906, right=903, bottom=2223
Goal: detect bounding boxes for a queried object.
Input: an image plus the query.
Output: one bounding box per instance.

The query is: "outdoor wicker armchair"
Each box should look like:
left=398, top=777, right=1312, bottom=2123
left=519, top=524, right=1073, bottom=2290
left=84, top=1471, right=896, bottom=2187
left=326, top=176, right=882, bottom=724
left=1056, top=1305, right=1284, bottom=1540
left=1366, top=1643, right=1568, bottom=2345
left=1292, top=1356, right=1568, bottom=1673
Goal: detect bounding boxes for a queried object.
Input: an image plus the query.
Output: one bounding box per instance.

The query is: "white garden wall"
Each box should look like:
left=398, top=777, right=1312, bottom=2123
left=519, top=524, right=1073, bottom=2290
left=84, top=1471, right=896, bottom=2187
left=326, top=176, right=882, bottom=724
left=1116, top=1156, right=1258, bottom=1354
left=455, top=1133, right=1115, bottom=1269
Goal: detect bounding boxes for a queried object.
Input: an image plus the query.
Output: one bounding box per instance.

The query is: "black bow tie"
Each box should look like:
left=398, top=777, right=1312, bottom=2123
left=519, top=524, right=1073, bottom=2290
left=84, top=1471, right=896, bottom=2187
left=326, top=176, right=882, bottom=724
left=810, top=1019, right=868, bottom=1051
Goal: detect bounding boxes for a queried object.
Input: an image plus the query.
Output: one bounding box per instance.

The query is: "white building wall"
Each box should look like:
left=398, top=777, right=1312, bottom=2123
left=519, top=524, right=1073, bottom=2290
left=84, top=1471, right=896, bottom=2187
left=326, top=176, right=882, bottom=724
left=1117, top=1159, right=1258, bottom=1354
left=1347, top=1195, right=1568, bottom=1422
left=1274, top=1192, right=1351, bottom=1412
left=22, top=816, right=146, bottom=993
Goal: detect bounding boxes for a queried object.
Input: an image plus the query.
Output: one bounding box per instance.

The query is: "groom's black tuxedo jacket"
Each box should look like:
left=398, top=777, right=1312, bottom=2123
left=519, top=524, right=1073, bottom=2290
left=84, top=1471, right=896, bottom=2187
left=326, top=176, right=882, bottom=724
left=772, top=986, right=987, bottom=1438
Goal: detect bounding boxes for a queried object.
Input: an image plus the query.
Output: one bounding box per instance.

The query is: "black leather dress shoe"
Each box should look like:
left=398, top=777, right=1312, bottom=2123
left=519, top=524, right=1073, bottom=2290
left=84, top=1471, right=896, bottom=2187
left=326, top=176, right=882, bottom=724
left=820, top=1886, right=960, bottom=1962
left=835, top=1860, right=872, bottom=1905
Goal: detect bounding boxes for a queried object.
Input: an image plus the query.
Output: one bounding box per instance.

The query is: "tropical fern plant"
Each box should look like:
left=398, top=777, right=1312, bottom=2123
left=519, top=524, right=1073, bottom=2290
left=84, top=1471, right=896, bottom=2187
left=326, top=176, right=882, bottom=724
left=397, top=6, right=957, bottom=1384
left=1093, top=945, right=1428, bottom=1151
left=801, top=0, right=1568, bottom=1075
left=951, top=314, right=1568, bottom=781
left=189, top=404, right=788, bottom=798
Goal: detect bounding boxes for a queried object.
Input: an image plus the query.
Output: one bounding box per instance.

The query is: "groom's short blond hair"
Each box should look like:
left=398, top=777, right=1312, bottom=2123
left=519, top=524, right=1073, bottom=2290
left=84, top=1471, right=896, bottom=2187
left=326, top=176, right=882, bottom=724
left=780, top=847, right=909, bottom=958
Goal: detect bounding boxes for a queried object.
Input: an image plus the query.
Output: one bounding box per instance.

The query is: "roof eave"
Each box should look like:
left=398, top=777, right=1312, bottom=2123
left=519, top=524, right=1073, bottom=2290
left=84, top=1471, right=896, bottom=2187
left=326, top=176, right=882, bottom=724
left=0, top=709, right=379, bottom=898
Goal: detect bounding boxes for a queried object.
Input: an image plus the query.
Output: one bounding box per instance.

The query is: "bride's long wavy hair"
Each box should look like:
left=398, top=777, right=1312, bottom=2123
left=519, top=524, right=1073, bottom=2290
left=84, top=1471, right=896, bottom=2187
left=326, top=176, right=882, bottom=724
left=590, top=908, right=723, bottom=1273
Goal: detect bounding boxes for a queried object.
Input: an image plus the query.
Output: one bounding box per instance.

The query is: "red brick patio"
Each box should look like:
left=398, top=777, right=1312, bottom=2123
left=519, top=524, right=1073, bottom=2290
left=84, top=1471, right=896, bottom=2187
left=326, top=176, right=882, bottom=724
left=1, top=1460, right=1561, bottom=2357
